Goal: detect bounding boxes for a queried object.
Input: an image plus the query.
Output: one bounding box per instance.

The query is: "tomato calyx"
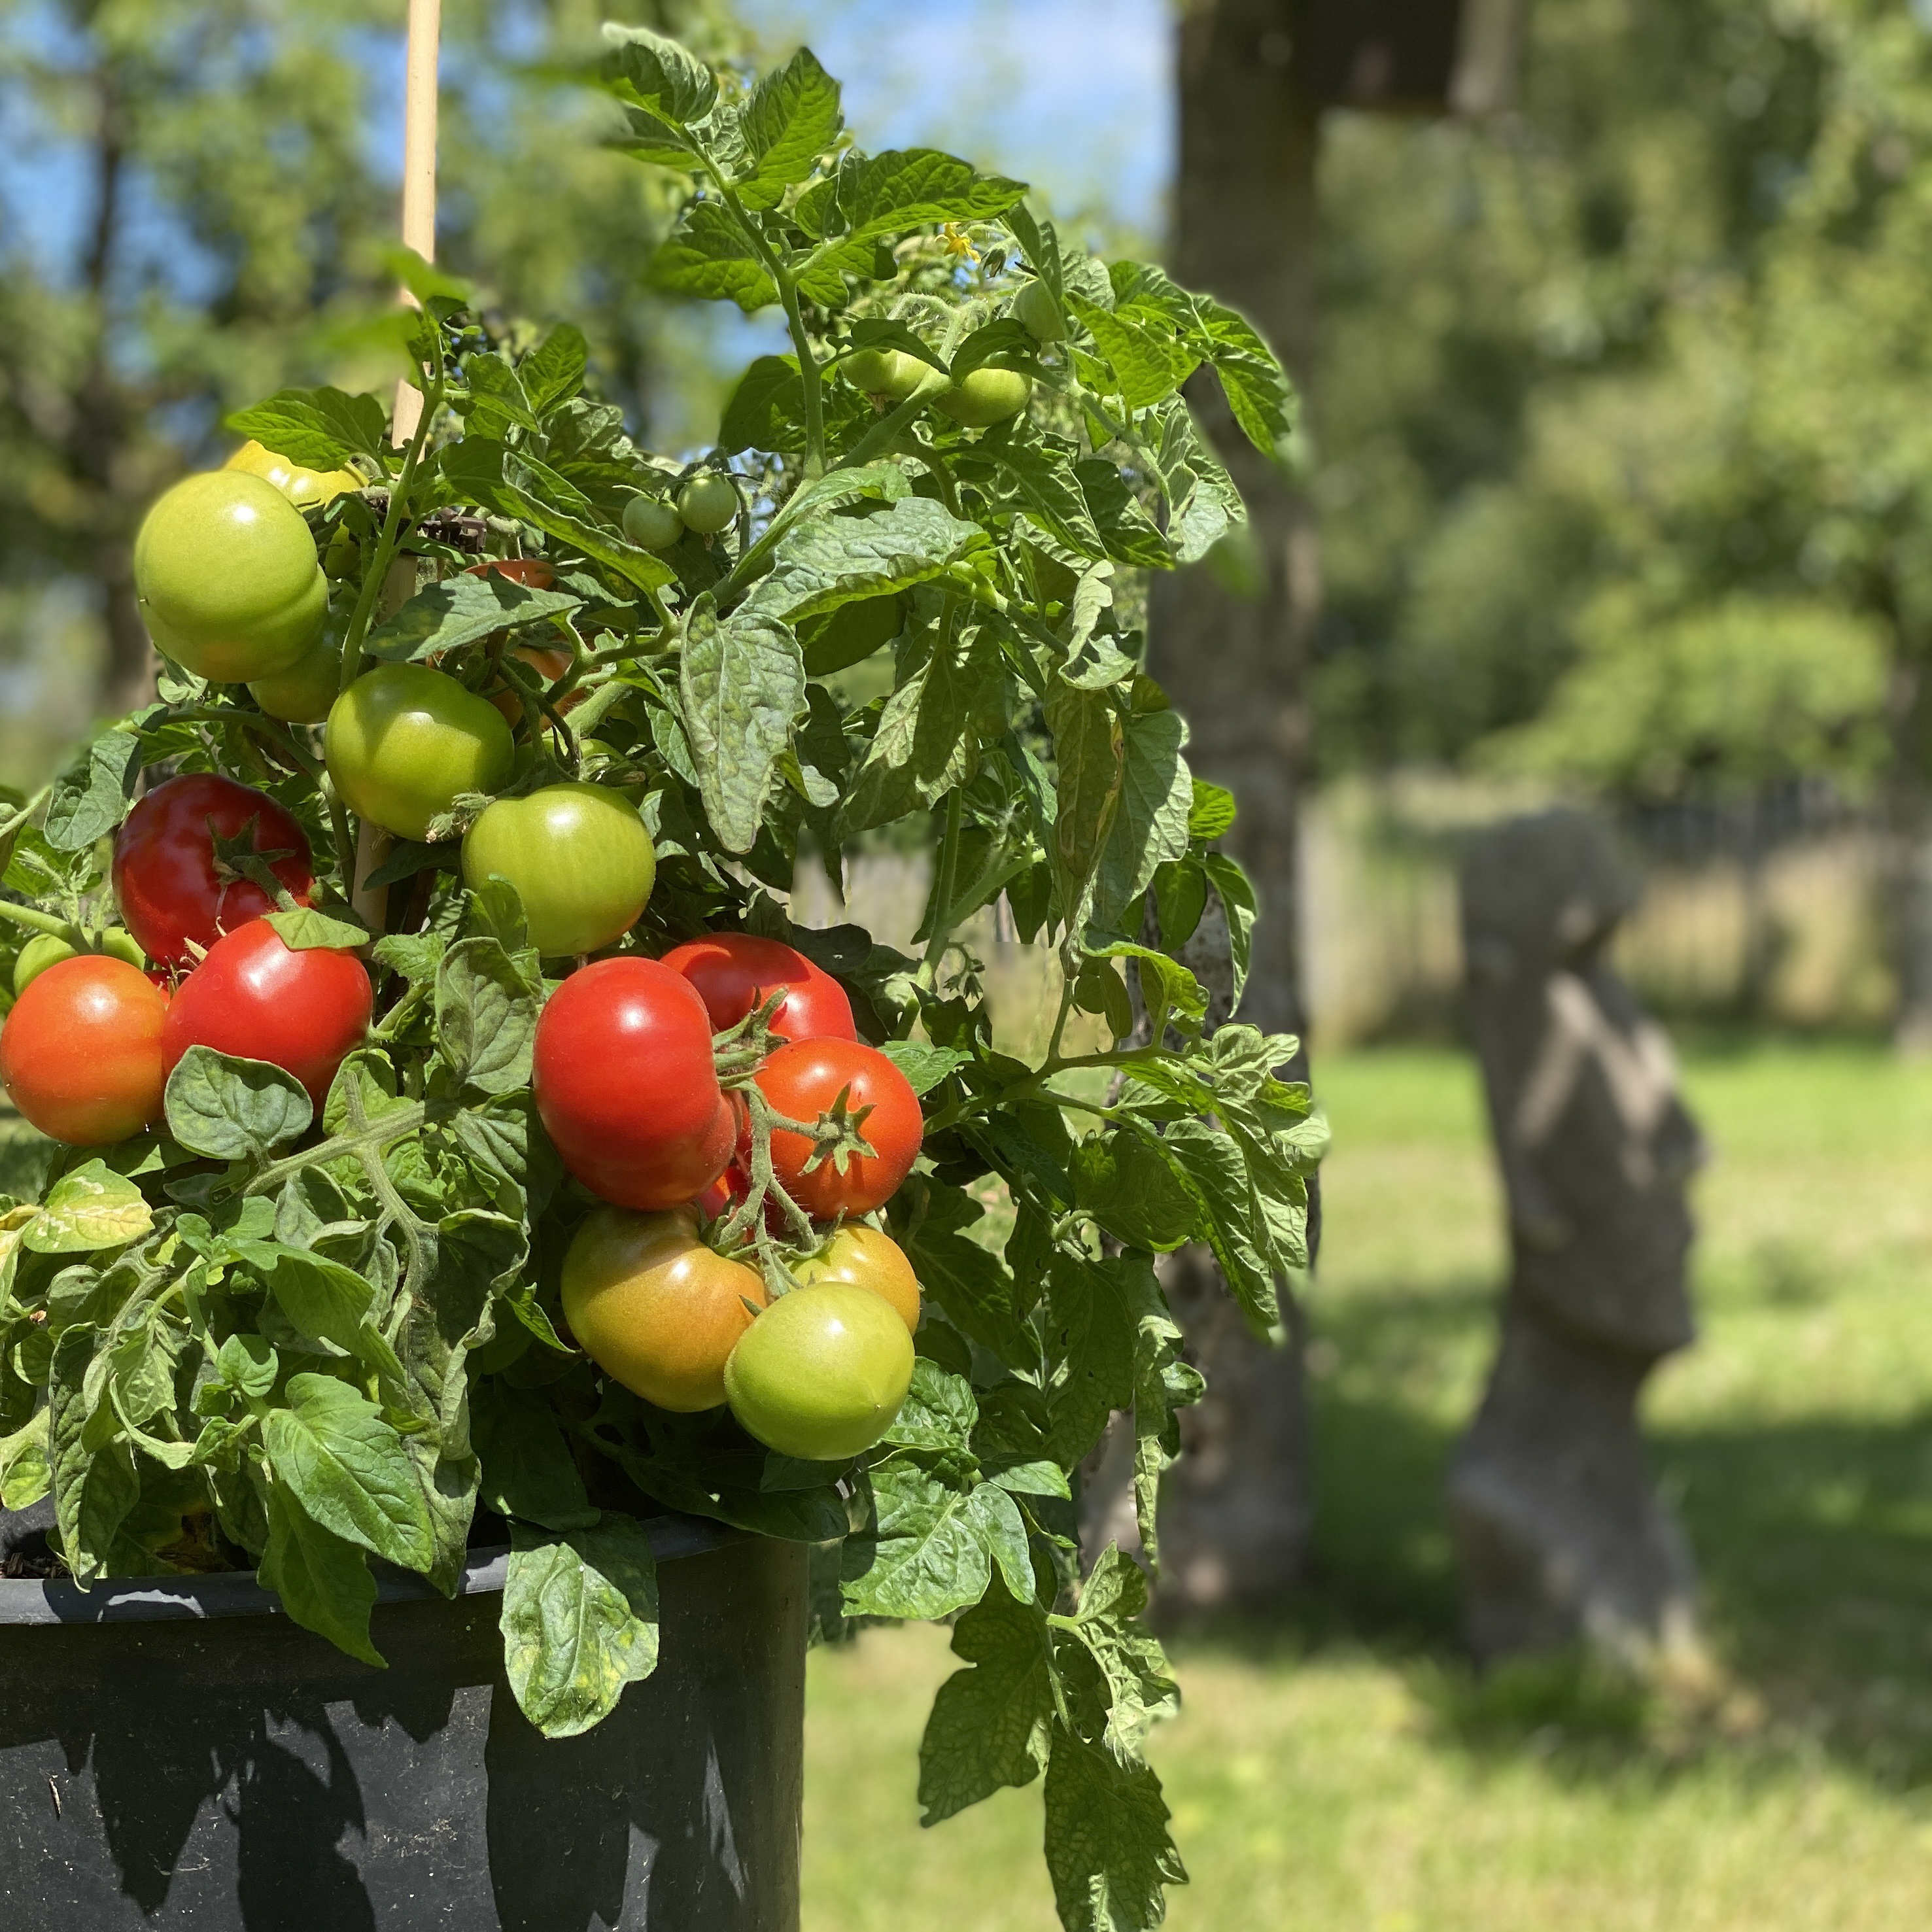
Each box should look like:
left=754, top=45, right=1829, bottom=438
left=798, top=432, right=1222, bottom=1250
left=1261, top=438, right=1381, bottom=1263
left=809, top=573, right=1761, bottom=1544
left=703, top=986, right=886, bottom=1272
left=205, top=816, right=307, bottom=914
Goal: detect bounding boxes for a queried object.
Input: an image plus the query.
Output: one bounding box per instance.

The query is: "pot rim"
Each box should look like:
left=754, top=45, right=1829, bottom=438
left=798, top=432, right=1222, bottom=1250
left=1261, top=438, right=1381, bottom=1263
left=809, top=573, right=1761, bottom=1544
left=0, top=1512, right=743, bottom=1627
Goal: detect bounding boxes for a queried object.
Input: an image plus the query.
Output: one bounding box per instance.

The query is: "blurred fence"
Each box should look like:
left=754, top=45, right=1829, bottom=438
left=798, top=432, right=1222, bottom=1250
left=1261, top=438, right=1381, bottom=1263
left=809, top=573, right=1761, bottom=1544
left=799, top=772, right=1894, bottom=1054
left=1302, top=774, right=1891, bottom=1045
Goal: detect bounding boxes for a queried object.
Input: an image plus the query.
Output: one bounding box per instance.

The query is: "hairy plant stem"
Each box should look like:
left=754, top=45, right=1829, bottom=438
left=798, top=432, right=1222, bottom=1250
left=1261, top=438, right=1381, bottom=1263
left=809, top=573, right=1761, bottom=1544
left=337, top=380, right=441, bottom=695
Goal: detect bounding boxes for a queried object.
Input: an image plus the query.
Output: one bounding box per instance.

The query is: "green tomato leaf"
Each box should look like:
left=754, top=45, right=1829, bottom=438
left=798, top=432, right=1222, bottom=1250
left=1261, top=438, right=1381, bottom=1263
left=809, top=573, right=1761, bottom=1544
left=1043, top=1731, right=1187, bottom=1932
left=436, top=937, right=540, bottom=1097
left=651, top=201, right=779, bottom=312
left=360, top=573, right=583, bottom=665
left=163, top=1047, right=313, bottom=1162
left=0, top=1407, right=50, bottom=1511
left=257, top=1480, right=384, bottom=1668
left=1046, top=682, right=1124, bottom=928
left=719, top=354, right=806, bottom=456
left=738, top=46, right=842, bottom=209
left=224, top=386, right=388, bottom=467
left=474, top=1381, right=599, bottom=1532
left=25, top=1161, right=156, bottom=1254
left=679, top=594, right=806, bottom=855
left=918, top=1579, right=1056, bottom=1825
left=838, top=148, right=1027, bottom=241
left=1071, top=1128, right=1198, bottom=1254
left=759, top=495, right=992, bottom=625
left=521, top=322, right=590, bottom=415
left=598, top=22, right=719, bottom=128
left=1159, top=1118, right=1279, bottom=1332
left=1043, top=1253, right=1135, bottom=1468
left=1092, top=706, right=1193, bottom=932
left=501, top=1516, right=661, bottom=1738
left=878, top=1041, right=971, bottom=1097
left=895, top=1178, right=1033, bottom=1362
left=838, top=613, right=1010, bottom=835
left=262, top=1372, right=437, bottom=1573
left=1201, top=852, right=1256, bottom=1008
left=842, top=1456, right=990, bottom=1621
left=236, top=1241, right=377, bottom=1356
left=263, top=908, right=370, bottom=951
left=880, top=1357, right=978, bottom=1455
left=44, top=729, right=141, bottom=852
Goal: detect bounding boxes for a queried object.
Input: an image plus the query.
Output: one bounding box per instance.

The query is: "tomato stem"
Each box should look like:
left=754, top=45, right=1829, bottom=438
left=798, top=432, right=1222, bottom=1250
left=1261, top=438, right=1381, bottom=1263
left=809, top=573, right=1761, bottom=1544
left=337, top=377, right=442, bottom=697
left=0, top=897, right=88, bottom=947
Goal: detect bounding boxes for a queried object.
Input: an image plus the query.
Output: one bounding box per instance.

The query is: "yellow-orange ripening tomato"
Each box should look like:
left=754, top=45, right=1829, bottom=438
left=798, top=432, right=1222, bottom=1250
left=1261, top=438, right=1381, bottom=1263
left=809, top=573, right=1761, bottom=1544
left=792, top=1225, right=922, bottom=1333
left=562, top=1206, right=769, bottom=1411
left=133, top=472, right=330, bottom=683
left=224, top=439, right=360, bottom=509
left=0, top=955, right=169, bottom=1145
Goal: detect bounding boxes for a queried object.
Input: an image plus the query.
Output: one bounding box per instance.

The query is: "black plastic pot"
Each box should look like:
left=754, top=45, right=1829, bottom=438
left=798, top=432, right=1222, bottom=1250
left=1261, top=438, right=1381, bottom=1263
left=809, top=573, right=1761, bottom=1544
left=0, top=1517, right=804, bottom=1929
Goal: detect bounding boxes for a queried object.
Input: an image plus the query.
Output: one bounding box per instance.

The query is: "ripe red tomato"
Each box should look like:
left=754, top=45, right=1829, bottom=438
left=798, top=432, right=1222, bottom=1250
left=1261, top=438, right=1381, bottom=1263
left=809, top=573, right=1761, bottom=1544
left=659, top=933, right=855, bottom=1044
left=755, top=1039, right=923, bottom=1218
left=162, top=918, right=371, bottom=1105
left=561, top=1206, right=768, bottom=1411
left=0, top=956, right=169, bottom=1145
left=534, top=958, right=734, bottom=1211
left=112, top=773, right=315, bottom=967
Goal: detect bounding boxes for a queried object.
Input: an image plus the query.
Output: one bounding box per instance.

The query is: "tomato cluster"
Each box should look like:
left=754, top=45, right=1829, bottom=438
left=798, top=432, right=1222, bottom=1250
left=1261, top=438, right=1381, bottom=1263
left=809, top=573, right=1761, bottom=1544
left=539, top=931, right=923, bottom=1458
left=2, top=451, right=933, bottom=1470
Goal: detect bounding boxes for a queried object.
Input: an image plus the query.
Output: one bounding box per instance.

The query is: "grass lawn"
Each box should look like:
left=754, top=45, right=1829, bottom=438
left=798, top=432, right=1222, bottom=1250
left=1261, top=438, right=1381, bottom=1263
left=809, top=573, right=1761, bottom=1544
left=802, top=1038, right=1932, bottom=1931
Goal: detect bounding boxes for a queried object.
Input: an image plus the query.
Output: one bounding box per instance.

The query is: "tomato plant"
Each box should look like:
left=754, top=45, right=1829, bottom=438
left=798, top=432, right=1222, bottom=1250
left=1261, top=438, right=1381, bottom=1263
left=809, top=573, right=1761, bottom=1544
left=224, top=438, right=360, bottom=509
left=111, top=772, right=315, bottom=965
left=660, top=931, right=854, bottom=1043
left=0, top=35, right=1321, bottom=1932
left=0, top=956, right=169, bottom=1144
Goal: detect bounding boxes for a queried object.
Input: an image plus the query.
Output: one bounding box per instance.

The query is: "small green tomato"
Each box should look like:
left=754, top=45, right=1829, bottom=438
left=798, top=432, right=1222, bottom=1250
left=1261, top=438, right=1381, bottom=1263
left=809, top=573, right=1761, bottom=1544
left=677, top=474, right=740, bottom=536
left=623, top=494, right=685, bottom=551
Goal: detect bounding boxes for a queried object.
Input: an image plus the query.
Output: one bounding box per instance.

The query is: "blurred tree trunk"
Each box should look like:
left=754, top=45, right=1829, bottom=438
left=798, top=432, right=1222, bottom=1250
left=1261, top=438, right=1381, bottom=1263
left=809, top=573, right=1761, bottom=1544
left=1884, top=636, right=1932, bottom=1053
left=1136, top=0, right=1324, bottom=1610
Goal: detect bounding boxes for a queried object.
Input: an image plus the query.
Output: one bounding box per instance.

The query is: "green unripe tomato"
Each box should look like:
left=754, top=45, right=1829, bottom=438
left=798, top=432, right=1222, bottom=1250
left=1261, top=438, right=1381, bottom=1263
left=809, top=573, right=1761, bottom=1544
left=1014, top=279, right=1066, bottom=344
left=723, top=1283, right=915, bottom=1460
left=322, top=527, right=360, bottom=580
left=133, top=472, right=330, bottom=683
left=842, top=348, right=944, bottom=402
left=461, top=783, right=657, bottom=957
left=247, top=632, right=342, bottom=725
left=13, top=929, right=146, bottom=999
left=324, top=663, right=515, bottom=842
left=676, top=473, right=740, bottom=536
left=935, top=365, right=1032, bottom=429
left=622, top=494, right=685, bottom=551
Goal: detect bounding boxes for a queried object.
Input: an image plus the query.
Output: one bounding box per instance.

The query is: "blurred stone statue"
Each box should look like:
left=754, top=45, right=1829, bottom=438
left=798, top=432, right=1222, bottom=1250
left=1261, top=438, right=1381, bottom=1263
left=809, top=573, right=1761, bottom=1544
left=1450, top=810, right=1708, bottom=1668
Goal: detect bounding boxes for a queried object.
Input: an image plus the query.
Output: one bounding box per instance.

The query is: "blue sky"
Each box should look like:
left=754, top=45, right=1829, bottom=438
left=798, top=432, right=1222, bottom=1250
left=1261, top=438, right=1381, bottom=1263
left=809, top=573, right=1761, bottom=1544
left=0, top=1, right=1173, bottom=289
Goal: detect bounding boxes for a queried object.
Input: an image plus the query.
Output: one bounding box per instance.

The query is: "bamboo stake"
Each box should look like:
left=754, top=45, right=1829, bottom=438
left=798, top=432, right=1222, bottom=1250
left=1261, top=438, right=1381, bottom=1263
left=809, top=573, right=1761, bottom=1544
left=354, top=0, right=441, bottom=931
left=392, top=0, right=442, bottom=445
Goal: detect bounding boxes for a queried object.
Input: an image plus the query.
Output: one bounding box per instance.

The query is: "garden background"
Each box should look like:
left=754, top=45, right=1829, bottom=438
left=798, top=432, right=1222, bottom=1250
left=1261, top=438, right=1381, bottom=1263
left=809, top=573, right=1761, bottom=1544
left=5, top=2, right=1931, bottom=1924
